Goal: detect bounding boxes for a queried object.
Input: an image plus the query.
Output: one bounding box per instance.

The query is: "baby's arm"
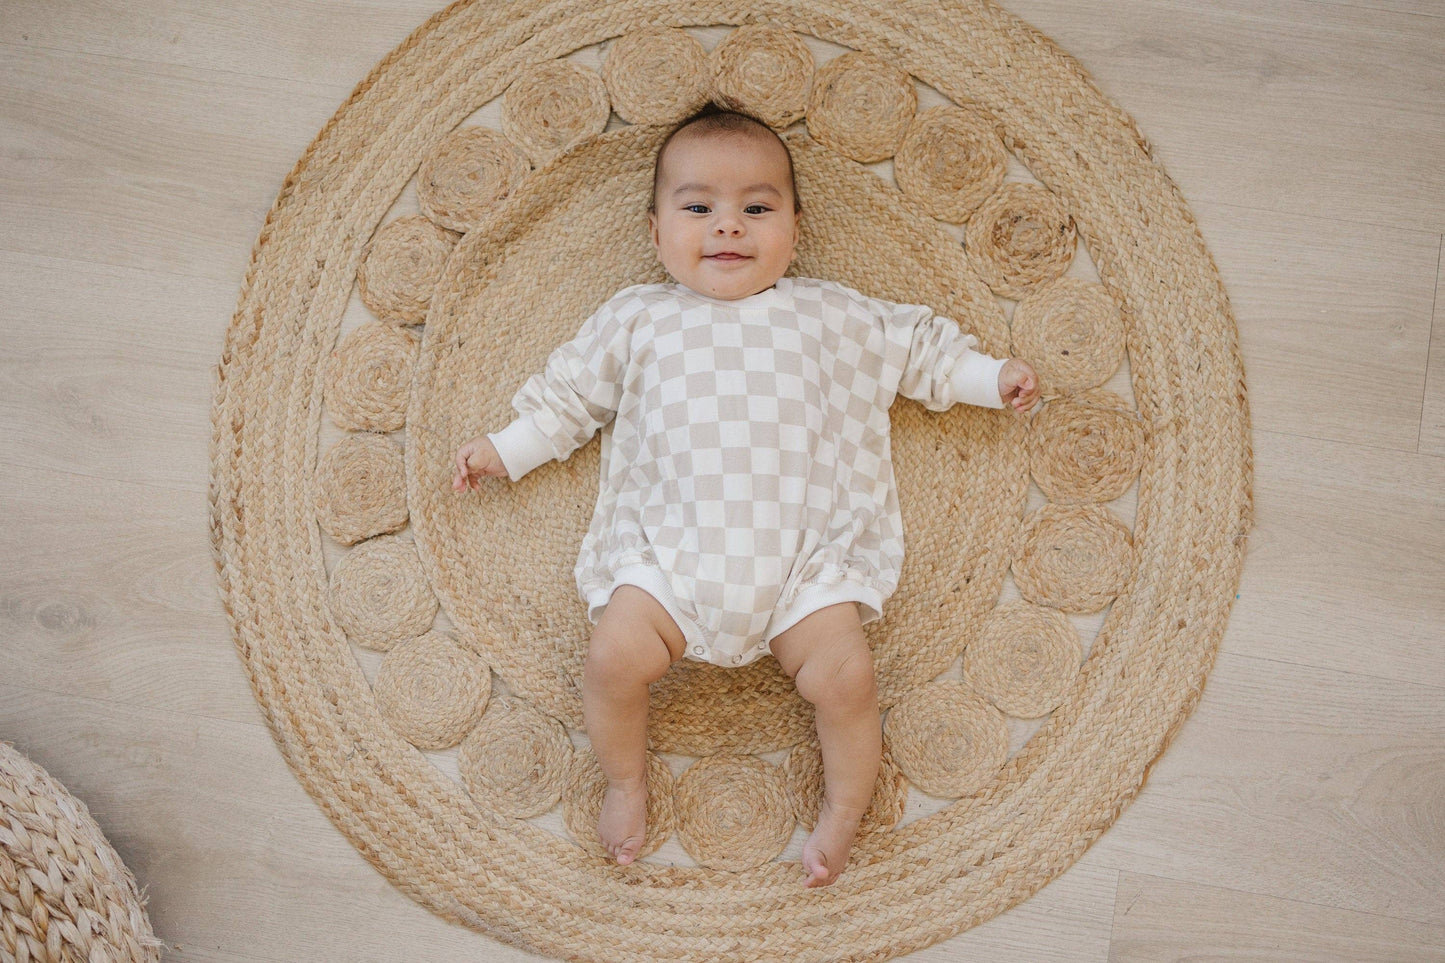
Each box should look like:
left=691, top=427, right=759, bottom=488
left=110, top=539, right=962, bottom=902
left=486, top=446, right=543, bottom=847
left=862, top=288, right=1041, bottom=413
left=879, top=297, right=1009, bottom=411
left=454, top=295, right=635, bottom=489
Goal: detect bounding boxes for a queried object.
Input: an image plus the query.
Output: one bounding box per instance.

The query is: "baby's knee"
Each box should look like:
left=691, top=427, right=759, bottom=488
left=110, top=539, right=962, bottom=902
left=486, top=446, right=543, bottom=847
left=585, top=620, right=673, bottom=689
left=794, top=633, right=877, bottom=709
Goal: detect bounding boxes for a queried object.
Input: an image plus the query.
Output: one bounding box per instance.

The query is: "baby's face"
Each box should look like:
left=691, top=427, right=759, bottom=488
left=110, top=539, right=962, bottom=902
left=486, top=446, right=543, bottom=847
left=649, top=131, right=800, bottom=301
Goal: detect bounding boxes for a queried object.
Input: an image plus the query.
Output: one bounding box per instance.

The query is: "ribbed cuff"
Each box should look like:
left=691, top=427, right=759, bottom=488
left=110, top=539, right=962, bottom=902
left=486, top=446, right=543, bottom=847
left=486, top=416, right=556, bottom=482
left=766, top=579, right=887, bottom=642
left=950, top=350, right=1009, bottom=409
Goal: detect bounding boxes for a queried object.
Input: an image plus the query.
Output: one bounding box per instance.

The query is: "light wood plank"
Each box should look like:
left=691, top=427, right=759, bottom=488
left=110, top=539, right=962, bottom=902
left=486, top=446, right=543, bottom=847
left=164, top=949, right=289, bottom=963
left=1187, top=202, right=1437, bottom=451
left=0, top=249, right=231, bottom=491
left=1003, top=0, right=1445, bottom=234
left=0, top=1, right=444, bottom=90
left=0, top=460, right=268, bottom=727
left=1087, top=649, right=1445, bottom=927
left=0, top=42, right=342, bottom=281
left=1293, top=0, right=1444, bottom=15
left=1225, top=428, right=1445, bottom=687
left=1110, top=871, right=1445, bottom=962
left=1421, top=235, right=1445, bottom=456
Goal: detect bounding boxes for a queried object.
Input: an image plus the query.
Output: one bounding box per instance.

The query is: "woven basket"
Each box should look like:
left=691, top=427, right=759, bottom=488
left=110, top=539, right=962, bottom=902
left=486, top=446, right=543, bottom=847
left=209, top=1, right=1253, bottom=960
left=1, top=743, right=163, bottom=963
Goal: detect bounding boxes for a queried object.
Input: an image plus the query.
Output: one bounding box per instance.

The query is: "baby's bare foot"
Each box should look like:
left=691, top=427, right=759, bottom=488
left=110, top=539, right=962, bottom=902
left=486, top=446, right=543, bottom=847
left=802, top=797, right=866, bottom=887
left=598, top=779, right=648, bottom=865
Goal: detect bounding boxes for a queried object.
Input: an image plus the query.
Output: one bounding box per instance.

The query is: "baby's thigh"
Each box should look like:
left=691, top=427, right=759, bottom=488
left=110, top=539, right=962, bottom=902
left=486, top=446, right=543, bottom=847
left=767, top=602, right=868, bottom=682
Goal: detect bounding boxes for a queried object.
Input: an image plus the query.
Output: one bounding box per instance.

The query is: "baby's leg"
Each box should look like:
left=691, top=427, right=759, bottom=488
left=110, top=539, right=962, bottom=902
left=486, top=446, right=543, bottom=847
left=584, top=584, right=686, bottom=865
left=769, top=602, right=880, bottom=887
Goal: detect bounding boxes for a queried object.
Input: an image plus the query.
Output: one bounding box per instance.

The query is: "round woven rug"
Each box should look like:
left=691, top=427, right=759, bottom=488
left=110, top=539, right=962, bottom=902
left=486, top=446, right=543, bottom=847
left=208, top=1, right=1253, bottom=960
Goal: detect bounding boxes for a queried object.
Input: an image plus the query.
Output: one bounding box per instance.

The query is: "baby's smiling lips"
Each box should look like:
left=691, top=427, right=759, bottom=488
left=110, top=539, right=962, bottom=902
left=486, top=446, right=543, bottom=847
left=706, top=252, right=750, bottom=262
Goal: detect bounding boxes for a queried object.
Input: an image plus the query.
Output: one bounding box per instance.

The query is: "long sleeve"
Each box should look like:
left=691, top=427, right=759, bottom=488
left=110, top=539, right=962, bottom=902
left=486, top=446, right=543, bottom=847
left=487, top=296, right=633, bottom=482
left=884, top=300, right=1008, bottom=411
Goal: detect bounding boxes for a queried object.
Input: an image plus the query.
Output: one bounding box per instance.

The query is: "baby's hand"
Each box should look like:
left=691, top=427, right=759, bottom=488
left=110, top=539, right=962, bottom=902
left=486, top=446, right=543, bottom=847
left=998, top=359, right=1041, bottom=413
left=453, top=435, right=508, bottom=492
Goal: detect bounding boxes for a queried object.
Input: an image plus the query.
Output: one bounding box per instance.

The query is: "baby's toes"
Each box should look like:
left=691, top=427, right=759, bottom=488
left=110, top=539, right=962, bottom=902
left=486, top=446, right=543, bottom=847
left=613, top=834, right=645, bottom=866
left=801, top=843, right=836, bottom=887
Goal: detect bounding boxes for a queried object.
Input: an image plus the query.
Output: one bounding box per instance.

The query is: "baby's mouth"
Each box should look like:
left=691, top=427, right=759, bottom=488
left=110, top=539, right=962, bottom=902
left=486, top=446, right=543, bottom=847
left=706, top=252, right=750, bottom=261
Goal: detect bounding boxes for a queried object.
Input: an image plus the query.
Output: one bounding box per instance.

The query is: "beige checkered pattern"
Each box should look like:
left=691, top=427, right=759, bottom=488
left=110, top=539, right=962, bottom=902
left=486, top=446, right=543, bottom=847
left=493, top=277, right=1004, bottom=666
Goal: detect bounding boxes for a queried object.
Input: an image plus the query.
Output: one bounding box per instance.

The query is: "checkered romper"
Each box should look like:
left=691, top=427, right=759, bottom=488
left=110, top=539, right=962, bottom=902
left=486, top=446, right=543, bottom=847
left=487, top=276, right=1007, bottom=667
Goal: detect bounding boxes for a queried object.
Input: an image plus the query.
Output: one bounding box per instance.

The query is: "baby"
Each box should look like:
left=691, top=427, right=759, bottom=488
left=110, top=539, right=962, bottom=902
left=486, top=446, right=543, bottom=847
left=453, top=106, right=1040, bottom=887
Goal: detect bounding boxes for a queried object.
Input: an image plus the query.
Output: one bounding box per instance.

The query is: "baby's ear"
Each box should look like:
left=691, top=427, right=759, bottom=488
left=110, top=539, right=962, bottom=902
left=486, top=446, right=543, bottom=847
left=647, top=211, right=659, bottom=248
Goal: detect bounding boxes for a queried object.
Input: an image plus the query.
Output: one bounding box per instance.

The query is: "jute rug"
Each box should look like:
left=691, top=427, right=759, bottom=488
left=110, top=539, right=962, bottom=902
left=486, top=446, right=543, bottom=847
left=208, top=1, right=1253, bottom=959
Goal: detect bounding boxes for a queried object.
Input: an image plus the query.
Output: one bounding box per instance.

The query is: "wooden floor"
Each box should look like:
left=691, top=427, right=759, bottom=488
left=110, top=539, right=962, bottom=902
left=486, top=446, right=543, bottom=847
left=2, top=1, right=1443, bottom=960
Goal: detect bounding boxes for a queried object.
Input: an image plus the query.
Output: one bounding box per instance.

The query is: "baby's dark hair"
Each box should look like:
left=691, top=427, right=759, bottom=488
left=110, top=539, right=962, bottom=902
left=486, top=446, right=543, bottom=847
left=649, top=104, right=801, bottom=214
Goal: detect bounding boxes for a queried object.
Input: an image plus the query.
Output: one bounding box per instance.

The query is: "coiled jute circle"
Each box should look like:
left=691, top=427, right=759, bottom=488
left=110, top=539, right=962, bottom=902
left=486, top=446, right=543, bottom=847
left=210, top=2, right=1253, bottom=959
left=415, top=127, right=530, bottom=234
left=1, top=742, right=163, bottom=963
left=1010, top=275, right=1126, bottom=393
left=673, top=754, right=794, bottom=871
left=562, top=750, right=675, bottom=861
left=1012, top=503, right=1136, bottom=614
left=457, top=698, right=573, bottom=819
left=501, top=59, right=611, bottom=165
left=357, top=215, right=460, bottom=324
left=1029, top=389, right=1147, bottom=504
left=373, top=631, right=491, bottom=750
left=323, top=320, right=419, bottom=432
left=884, top=680, right=1010, bottom=798
left=326, top=533, right=438, bottom=651
left=894, top=104, right=1009, bottom=223
left=965, top=181, right=1078, bottom=299
left=602, top=27, right=711, bottom=125
left=805, top=51, right=917, bottom=163
left=963, top=601, right=1083, bottom=718
left=708, top=24, right=814, bottom=128
left=313, top=433, right=407, bottom=546
left=782, top=735, right=909, bottom=835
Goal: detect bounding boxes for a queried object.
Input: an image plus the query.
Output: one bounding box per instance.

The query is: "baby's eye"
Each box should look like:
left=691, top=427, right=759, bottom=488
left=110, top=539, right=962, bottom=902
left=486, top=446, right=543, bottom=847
left=744, top=204, right=772, bottom=215
left=684, top=204, right=710, bottom=214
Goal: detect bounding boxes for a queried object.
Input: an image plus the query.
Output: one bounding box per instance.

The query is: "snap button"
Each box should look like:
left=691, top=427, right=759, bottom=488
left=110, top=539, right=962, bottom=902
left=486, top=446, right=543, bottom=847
left=692, top=645, right=705, bottom=656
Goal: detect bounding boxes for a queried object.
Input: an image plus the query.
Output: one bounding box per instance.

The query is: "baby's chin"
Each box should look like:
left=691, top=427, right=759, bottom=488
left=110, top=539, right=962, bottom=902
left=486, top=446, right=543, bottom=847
left=679, top=274, right=789, bottom=302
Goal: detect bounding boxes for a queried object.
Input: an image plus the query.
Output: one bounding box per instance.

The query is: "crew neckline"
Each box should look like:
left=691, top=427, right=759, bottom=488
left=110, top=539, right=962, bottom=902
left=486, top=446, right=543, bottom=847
left=673, top=276, right=794, bottom=309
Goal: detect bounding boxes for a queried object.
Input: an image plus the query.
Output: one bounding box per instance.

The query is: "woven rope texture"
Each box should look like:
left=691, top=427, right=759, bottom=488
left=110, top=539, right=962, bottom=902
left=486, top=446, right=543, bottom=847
left=1, top=743, right=163, bottom=963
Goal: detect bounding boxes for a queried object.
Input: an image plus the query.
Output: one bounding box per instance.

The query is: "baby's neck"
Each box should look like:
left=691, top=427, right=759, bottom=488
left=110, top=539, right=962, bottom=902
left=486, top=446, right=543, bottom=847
left=676, top=277, right=791, bottom=302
